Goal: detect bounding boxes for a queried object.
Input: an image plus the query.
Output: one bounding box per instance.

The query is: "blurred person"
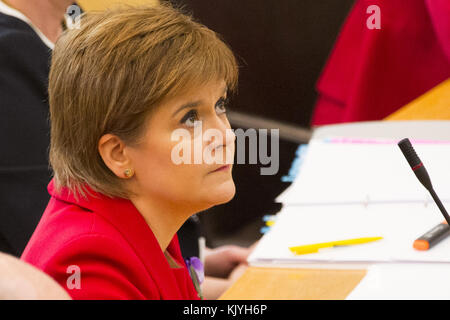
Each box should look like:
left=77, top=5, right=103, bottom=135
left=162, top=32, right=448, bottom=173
left=311, top=0, right=450, bottom=125
left=22, top=4, right=244, bottom=300
left=0, top=0, right=75, bottom=255
left=201, top=244, right=253, bottom=299
left=178, top=215, right=254, bottom=299
left=0, top=252, right=70, bottom=300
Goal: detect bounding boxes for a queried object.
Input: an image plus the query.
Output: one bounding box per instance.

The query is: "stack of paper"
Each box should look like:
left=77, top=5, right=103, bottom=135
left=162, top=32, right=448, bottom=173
left=250, top=137, right=450, bottom=266
left=249, top=128, right=450, bottom=299
left=277, top=138, right=450, bottom=206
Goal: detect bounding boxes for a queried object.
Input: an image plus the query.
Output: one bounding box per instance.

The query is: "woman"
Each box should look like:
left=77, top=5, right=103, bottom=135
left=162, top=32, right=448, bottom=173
left=21, top=4, right=239, bottom=300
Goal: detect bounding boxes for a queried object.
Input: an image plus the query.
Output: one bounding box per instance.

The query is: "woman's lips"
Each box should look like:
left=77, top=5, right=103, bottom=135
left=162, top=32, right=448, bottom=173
left=210, top=164, right=231, bottom=173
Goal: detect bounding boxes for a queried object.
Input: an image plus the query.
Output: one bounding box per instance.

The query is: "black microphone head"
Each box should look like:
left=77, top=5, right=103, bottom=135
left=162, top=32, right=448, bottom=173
left=398, top=138, right=422, bottom=169
left=398, top=138, right=433, bottom=190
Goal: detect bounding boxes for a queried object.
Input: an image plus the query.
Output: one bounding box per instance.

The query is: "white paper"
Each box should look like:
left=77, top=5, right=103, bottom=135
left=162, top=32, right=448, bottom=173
left=347, top=263, right=450, bottom=300
left=276, top=139, right=450, bottom=205
left=248, top=203, right=450, bottom=265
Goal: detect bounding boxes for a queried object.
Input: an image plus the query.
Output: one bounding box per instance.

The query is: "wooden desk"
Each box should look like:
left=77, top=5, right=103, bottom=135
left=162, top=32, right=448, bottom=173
left=386, top=79, right=450, bottom=120
left=220, top=267, right=366, bottom=300
left=220, top=78, right=450, bottom=300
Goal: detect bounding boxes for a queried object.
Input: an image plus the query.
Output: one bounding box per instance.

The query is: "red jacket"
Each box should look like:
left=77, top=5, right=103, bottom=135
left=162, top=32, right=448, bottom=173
left=311, top=0, right=450, bottom=125
left=21, top=180, right=200, bottom=300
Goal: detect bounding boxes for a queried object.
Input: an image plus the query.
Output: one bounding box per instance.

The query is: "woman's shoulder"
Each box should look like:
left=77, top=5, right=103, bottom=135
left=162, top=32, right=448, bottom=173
left=21, top=197, right=159, bottom=299
left=23, top=196, right=138, bottom=259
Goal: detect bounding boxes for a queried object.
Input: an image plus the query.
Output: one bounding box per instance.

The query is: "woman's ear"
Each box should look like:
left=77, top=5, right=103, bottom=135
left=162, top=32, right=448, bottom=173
left=98, top=134, right=132, bottom=179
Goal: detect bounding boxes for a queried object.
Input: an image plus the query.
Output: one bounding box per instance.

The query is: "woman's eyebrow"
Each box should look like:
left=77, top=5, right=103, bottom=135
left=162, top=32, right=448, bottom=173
left=172, top=101, right=201, bottom=117
left=172, top=86, right=228, bottom=117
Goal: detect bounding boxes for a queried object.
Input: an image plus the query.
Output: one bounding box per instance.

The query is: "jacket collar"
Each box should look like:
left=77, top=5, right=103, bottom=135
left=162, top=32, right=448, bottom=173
left=47, top=179, right=189, bottom=299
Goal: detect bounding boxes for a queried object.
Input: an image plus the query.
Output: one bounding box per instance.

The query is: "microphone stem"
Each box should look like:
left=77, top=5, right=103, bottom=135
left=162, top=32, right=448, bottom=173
left=429, top=188, right=450, bottom=225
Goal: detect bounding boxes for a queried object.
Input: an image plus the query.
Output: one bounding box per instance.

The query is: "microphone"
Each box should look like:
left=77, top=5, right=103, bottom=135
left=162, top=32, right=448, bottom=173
left=398, top=138, right=450, bottom=226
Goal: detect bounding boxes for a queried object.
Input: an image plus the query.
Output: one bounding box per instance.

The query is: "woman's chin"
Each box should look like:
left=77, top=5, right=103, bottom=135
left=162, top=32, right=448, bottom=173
left=204, top=181, right=236, bottom=207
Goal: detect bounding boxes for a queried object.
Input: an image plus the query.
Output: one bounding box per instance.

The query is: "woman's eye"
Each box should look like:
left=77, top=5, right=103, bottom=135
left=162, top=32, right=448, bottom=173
left=180, top=109, right=199, bottom=127
left=215, top=98, right=228, bottom=115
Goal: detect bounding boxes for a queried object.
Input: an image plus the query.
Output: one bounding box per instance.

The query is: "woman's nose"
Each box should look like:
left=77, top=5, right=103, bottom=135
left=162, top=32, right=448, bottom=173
left=207, top=116, right=236, bottom=149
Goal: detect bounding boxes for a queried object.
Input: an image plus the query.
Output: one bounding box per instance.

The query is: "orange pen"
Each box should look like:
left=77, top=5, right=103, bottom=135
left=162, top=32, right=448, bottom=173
left=414, top=221, right=450, bottom=251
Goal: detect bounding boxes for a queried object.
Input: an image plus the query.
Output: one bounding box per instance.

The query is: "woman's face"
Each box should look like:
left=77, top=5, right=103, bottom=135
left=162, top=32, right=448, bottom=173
left=126, top=80, right=236, bottom=213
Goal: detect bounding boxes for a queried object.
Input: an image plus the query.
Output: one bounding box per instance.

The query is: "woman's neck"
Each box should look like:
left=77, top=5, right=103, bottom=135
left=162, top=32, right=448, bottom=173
left=5, top=0, right=72, bottom=43
left=130, top=195, right=196, bottom=253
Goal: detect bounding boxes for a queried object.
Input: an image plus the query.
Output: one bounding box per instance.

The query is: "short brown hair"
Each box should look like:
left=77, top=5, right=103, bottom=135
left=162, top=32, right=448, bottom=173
left=49, top=3, right=238, bottom=199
